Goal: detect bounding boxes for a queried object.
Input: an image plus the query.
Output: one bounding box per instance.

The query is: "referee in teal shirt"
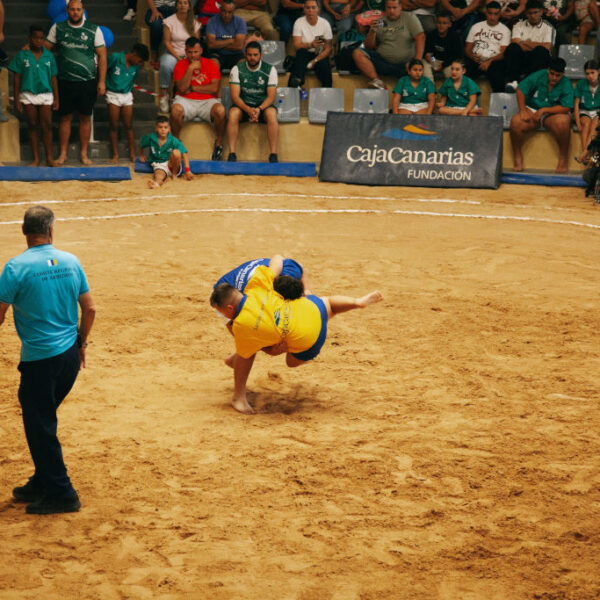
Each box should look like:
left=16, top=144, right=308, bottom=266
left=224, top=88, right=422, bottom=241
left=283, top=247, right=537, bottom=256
left=0, top=206, right=95, bottom=514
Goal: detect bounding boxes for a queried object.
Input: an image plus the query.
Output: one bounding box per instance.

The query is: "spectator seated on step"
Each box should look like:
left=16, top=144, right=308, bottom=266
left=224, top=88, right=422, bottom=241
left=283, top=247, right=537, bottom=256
left=542, top=0, right=574, bottom=48
left=352, top=0, right=425, bottom=89
left=205, top=0, right=247, bottom=70
left=170, top=36, right=227, bottom=160
left=503, top=0, right=553, bottom=92
left=422, top=11, right=463, bottom=80
left=509, top=57, right=574, bottom=173
left=288, top=0, right=333, bottom=90
left=158, top=0, right=201, bottom=113
left=233, top=0, right=280, bottom=40
left=226, top=41, right=279, bottom=163
left=464, top=1, right=510, bottom=93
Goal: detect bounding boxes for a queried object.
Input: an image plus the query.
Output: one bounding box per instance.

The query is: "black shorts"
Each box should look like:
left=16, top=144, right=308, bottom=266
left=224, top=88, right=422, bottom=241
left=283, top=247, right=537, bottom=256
left=205, top=51, right=244, bottom=71
left=236, top=105, right=275, bottom=123
left=58, top=79, right=98, bottom=116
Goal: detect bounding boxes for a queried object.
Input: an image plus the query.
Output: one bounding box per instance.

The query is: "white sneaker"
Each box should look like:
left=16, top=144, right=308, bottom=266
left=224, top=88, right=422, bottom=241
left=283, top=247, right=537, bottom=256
left=123, top=8, right=136, bottom=21
left=159, top=95, right=170, bottom=114
left=369, top=78, right=386, bottom=90
left=505, top=80, right=518, bottom=93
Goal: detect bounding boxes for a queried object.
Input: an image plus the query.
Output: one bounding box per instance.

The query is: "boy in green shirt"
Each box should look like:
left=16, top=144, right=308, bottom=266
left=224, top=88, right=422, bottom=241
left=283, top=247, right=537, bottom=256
left=510, top=57, right=574, bottom=172
left=139, top=115, right=194, bottom=188
left=106, top=43, right=149, bottom=164
left=9, top=25, right=59, bottom=166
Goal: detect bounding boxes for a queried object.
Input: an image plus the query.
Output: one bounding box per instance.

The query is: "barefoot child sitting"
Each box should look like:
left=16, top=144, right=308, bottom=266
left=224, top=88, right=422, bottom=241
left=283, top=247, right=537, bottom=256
left=106, top=42, right=149, bottom=163
left=392, top=58, right=436, bottom=115
left=8, top=25, right=58, bottom=166
left=436, top=59, right=482, bottom=116
left=139, top=115, right=194, bottom=188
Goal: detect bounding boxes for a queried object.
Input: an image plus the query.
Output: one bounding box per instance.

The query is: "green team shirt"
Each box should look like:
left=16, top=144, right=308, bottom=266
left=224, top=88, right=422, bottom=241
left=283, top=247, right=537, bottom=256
left=229, top=60, right=277, bottom=108
left=52, top=20, right=103, bottom=81
left=439, top=76, right=480, bottom=108
left=393, top=75, right=435, bottom=104
left=574, top=78, right=600, bottom=111
left=140, top=132, right=188, bottom=164
left=106, top=52, right=139, bottom=94
left=8, top=48, right=57, bottom=94
left=518, top=69, right=574, bottom=110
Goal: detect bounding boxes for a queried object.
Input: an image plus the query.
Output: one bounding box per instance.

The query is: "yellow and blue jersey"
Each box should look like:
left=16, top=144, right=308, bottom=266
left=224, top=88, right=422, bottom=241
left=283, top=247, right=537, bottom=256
left=232, top=266, right=324, bottom=359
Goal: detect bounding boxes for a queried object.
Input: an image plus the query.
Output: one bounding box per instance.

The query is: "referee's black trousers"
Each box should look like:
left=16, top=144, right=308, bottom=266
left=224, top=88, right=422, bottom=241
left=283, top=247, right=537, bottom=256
left=18, top=342, right=80, bottom=498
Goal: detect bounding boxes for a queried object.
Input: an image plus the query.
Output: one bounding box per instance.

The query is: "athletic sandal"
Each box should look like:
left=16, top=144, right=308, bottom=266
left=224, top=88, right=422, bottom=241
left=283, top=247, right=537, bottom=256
left=228, top=152, right=237, bottom=162
left=368, top=78, right=386, bottom=90
left=268, top=153, right=278, bottom=163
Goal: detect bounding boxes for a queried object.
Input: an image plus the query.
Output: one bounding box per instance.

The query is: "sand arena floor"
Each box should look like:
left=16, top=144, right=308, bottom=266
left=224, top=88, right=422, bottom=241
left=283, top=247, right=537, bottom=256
left=0, top=175, right=599, bottom=600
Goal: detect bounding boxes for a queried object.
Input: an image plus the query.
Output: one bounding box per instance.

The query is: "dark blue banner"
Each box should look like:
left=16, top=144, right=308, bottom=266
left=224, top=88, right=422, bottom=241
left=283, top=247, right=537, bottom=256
left=319, top=113, right=503, bottom=189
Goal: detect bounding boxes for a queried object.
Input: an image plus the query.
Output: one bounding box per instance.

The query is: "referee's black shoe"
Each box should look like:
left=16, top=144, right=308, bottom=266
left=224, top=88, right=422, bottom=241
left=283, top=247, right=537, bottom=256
left=26, top=492, right=81, bottom=515
left=12, top=477, right=45, bottom=503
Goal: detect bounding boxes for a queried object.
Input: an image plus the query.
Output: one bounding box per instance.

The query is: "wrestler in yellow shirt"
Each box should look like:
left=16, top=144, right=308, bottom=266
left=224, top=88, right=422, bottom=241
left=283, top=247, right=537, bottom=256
left=232, top=266, right=323, bottom=359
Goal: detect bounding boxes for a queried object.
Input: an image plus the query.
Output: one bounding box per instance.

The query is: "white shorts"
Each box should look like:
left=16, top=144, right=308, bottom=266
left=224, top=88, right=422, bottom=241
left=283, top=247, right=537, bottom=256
left=526, top=105, right=549, bottom=126
left=105, top=90, right=133, bottom=107
left=579, top=109, right=599, bottom=120
left=20, top=91, right=53, bottom=106
left=172, top=96, right=221, bottom=122
left=151, top=160, right=183, bottom=178
left=398, top=102, right=429, bottom=112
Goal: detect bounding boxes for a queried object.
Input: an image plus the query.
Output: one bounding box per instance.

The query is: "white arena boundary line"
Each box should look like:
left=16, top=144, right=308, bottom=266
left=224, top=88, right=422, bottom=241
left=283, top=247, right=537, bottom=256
left=0, top=192, right=482, bottom=208
left=0, top=191, right=593, bottom=215
left=1, top=206, right=599, bottom=231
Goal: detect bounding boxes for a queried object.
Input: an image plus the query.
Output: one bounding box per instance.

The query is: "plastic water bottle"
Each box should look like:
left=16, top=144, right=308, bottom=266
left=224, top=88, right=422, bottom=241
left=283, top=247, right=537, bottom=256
left=502, top=104, right=507, bottom=127
left=368, top=101, right=374, bottom=113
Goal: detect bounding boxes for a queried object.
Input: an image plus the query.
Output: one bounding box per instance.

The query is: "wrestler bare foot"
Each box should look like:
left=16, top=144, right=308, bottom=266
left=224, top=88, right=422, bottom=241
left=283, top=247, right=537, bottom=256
left=55, top=153, right=67, bottom=166
left=232, top=394, right=254, bottom=415
left=356, top=290, right=383, bottom=308
left=80, top=154, right=92, bottom=165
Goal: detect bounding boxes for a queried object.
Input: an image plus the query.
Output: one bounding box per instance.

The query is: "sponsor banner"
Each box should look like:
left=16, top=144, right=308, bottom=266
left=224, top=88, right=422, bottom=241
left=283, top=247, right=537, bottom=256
left=319, top=113, right=503, bottom=189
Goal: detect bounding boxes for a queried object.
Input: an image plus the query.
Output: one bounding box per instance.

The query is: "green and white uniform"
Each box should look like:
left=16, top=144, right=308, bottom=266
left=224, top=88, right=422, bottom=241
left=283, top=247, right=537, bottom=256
left=46, top=19, right=105, bottom=81
left=8, top=49, right=57, bottom=94
left=229, top=60, right=277, bottom=108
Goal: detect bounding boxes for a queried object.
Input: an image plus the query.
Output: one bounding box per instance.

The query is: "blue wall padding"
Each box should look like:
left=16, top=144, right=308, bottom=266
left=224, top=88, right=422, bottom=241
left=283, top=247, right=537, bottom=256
left=502, top=172, right=585, bottom=187
left=0, top=166, right=132, bottom=181
left=135, top=159, right=316, bottom=177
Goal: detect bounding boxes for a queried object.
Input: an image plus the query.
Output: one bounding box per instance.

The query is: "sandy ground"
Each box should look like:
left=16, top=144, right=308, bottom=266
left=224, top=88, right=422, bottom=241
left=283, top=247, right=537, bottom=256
left=0, top=175, right=599, bottom=600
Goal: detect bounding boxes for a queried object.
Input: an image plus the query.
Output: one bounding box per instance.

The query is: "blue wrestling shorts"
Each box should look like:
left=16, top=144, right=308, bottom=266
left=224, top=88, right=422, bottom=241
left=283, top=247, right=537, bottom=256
left=291, top=295, right=328, bottom=361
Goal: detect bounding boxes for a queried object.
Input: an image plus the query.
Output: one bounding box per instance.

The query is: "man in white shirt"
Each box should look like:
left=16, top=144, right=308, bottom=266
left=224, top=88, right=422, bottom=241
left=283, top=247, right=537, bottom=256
left=504, top=0, right=554, bottom=91
left=464, top=0, right=510, bottom=91
left=288, top=0, right=333, bottom=89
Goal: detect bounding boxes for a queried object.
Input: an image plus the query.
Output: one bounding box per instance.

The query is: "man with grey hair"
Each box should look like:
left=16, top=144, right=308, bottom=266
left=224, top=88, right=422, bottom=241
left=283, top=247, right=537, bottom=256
left=0, top=206, right=95, bottom=515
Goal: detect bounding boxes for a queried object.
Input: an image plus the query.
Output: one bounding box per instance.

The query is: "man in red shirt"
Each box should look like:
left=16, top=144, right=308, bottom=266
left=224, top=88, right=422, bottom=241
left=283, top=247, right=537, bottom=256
left=170, top=36, right=227, bottom=160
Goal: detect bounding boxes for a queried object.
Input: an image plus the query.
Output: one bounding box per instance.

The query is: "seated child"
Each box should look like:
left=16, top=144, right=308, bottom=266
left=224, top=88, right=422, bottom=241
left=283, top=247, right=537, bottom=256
left=139, top=115, right=194, bottom=188
left=8, top=25, right=58, bottom=166
left=392, top=58, right=436, bottom=114
left=436, top=59, right=482, bottom=115
left=423, top=12, right=463, bottom=81
left=574, top=0, right=600, bottom=43
left=574, top=60, right=600, bottom=163
left=106, top=43, right=149, bottom=163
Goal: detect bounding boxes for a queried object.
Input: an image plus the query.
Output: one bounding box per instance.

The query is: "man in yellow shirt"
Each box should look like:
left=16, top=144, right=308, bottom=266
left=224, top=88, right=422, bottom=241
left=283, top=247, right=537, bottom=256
left=210, top=255, right=383, bottom=414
